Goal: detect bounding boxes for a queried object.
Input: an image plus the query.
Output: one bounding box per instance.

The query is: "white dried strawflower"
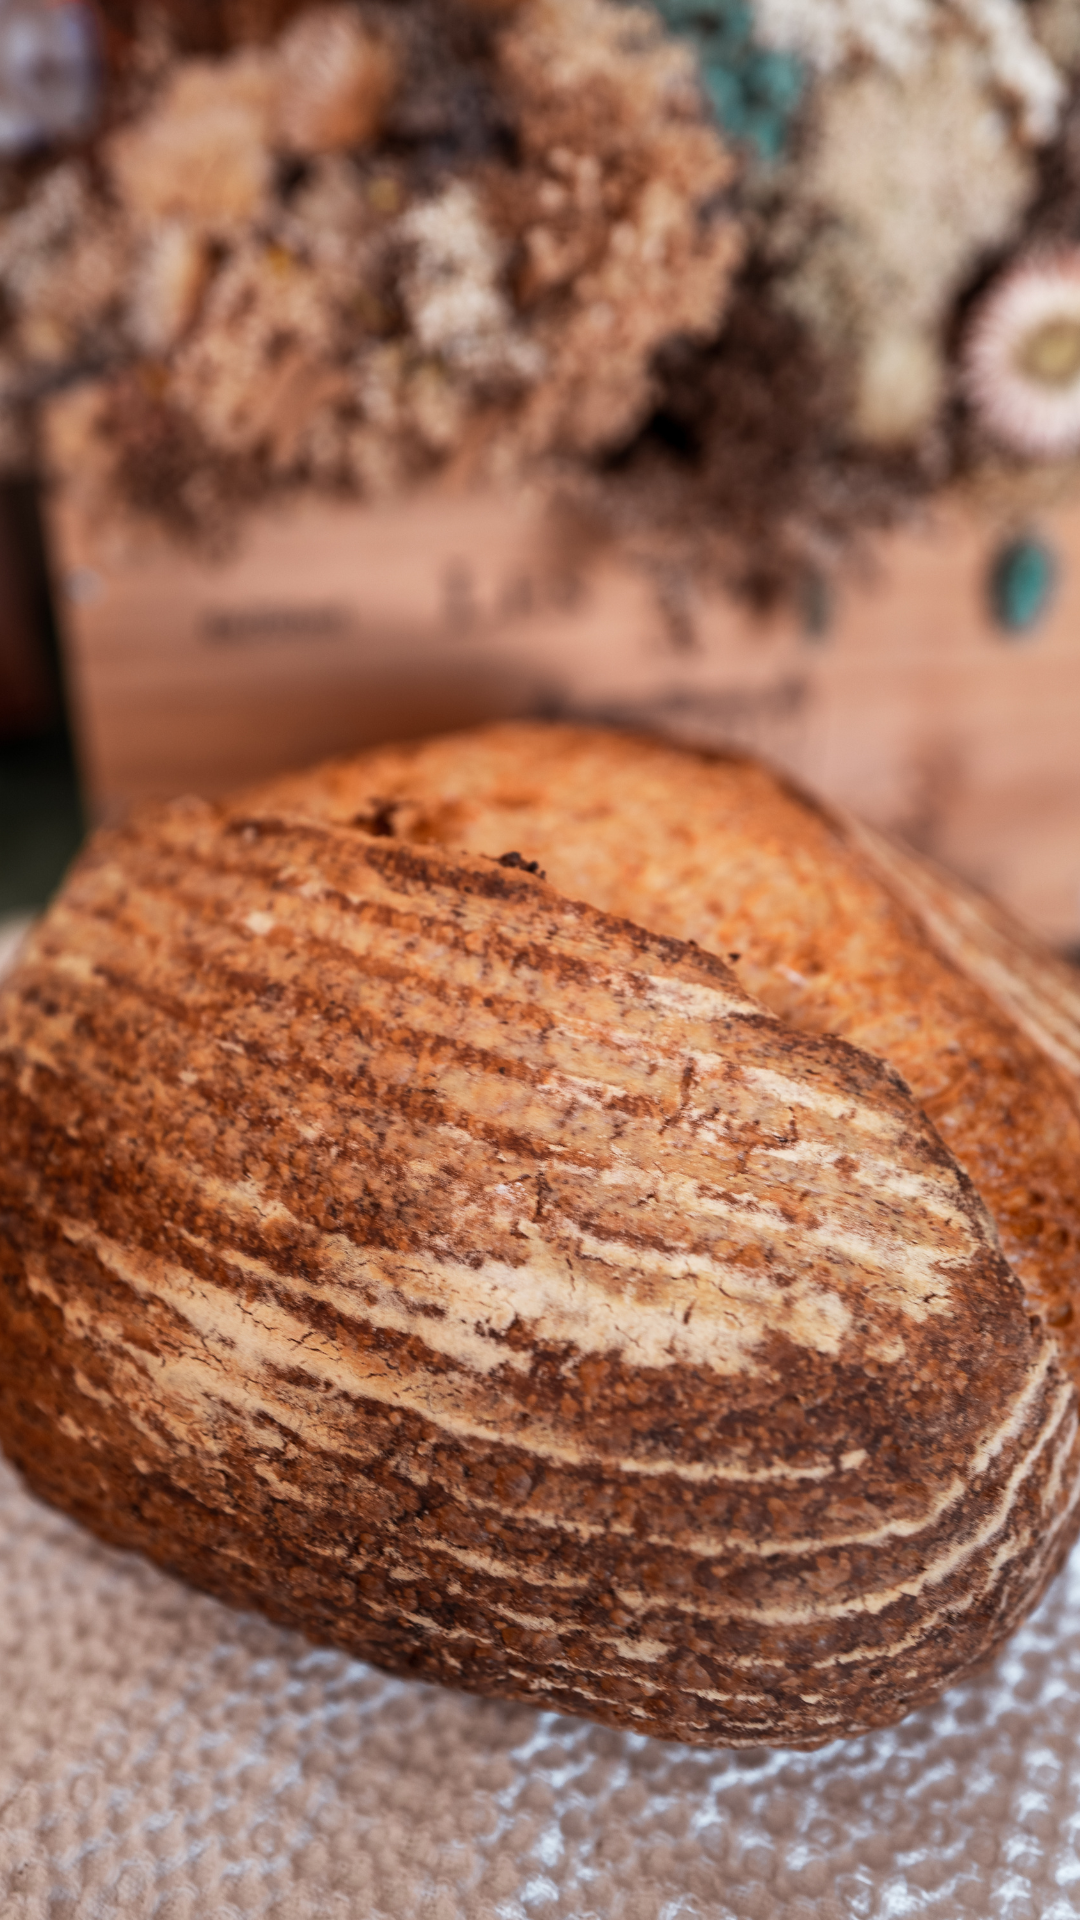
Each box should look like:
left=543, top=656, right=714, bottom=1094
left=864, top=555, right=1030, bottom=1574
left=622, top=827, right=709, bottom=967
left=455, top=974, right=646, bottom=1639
left=953, top=0, right=1065, bottom=144
left=400, top=182, right=542, bottom=387
left=753, top=0, right=933, bottom=73
left=273, top=6, right=396, bottom=154
left=963, top=251, right=1080, bottom=457
left=753, top=0, right=1065, bottom=144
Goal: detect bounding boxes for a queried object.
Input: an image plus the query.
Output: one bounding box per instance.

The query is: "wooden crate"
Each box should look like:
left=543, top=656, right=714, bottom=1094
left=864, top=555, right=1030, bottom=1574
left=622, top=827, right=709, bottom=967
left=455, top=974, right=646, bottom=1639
left=44, top=480, right=1080, bottom=946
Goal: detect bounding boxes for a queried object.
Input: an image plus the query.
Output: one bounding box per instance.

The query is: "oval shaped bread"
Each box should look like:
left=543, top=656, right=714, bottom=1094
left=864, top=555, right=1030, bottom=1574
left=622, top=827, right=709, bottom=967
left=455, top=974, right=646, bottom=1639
left=2, top=722, right=1079, bottom=1749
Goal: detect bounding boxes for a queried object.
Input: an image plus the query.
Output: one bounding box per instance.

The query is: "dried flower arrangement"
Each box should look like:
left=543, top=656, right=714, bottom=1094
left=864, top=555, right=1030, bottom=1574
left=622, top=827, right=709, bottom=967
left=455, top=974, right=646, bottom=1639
left=4, top=0, right=1080, bottom=606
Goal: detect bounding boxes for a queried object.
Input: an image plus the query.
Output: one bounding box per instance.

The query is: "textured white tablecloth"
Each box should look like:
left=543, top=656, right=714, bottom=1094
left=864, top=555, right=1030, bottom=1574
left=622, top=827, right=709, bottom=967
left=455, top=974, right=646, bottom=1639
left=2, top=1452, right=1080, bottom=1920
left=4, top=917, right=1080, bottom=1920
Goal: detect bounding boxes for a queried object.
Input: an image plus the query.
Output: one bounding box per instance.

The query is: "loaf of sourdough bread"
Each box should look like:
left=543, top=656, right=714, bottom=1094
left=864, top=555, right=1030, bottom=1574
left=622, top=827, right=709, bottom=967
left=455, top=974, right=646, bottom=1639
left=1, top=722, right=1078, bottom=1749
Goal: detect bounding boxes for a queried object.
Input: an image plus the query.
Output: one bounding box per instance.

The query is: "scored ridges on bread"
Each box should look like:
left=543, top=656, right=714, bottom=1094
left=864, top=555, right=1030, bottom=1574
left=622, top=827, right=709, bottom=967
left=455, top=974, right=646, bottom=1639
left=1, top=723, right=1079, bottom=1747
left=259, top=723, right=1080, bottom=1376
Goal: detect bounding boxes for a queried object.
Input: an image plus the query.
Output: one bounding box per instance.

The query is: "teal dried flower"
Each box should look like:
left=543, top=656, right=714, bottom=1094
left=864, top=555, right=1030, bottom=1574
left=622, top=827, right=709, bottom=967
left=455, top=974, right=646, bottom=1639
left=653, top=0, right=804, bottom=162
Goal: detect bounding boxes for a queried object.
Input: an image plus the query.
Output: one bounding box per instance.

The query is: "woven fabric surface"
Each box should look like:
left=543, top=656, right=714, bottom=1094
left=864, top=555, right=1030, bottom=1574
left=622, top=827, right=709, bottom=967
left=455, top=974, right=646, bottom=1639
left=2, top=1451, right=1080, bottom=1920
left=4, top=920, right=1080, bottom=1920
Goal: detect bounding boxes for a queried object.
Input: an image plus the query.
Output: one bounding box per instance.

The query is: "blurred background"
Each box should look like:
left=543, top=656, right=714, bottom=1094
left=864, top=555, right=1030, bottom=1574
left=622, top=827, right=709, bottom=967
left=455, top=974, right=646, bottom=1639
left=3, top=0, right=1080, bottom=958
left=0, top=483, right=81, bottom=944
left=0, top=0, right=93, bottom=950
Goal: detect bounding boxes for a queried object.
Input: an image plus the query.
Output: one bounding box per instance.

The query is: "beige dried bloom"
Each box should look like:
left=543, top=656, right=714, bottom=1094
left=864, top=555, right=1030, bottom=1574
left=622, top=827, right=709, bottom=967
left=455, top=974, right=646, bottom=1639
left=0, top=164, right=129, bottom=369
left=106, top=51, right=276, bottom=235
left=273, top=5, right=397, bottom=154
left=344, top=424, right=408, bottom=497
left=400, top=181, right=542, bottom=388
left=346, top=343, right=430, bottom=494
left=170, top=243, right=340, bottom=458
left=504, top=0, right=700, bottom=115
left=0, top=162, right=85, bottom=281
left=351, top=340, right=409, bottom=434
left=781, top=34, right=1034, bottom=447
left=522, top=160, right=741, bottom=455
left=14, top=228, right=127, bottom=366
left=271, top=155, right=377, bottom=270
left=854, top=329, right=946, bottom=448
left=129, top=225, right=210, bottom=357
left=266, top=158, right=400, bottom=352
left=1032, top=0, right=1080, bottom=72
left=0, top=0, right=743, bottom=533
left=492, top=0, right=740, bottom=457
left=404, top=358, right=470, bottom=453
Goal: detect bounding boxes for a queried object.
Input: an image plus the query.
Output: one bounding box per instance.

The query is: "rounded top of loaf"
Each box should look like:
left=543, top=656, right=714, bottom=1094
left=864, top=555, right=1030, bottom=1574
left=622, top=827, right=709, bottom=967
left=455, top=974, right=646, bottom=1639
left=249, top=718, right=1080, bottom=1382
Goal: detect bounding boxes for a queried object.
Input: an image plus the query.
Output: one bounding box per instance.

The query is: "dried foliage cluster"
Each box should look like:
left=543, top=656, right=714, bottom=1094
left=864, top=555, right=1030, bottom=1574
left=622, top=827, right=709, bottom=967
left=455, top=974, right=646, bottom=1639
left=0, top=0, right=740, bottom=544
left=4, top=0, right=1080, bottom=599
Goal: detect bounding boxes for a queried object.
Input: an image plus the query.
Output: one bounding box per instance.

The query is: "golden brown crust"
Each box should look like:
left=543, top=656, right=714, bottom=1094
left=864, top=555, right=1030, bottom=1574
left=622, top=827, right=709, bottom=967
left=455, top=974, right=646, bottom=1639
left=1, top=759, right=1078, bottom=1748
left=257, top=723, right=1080, bottom=1382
